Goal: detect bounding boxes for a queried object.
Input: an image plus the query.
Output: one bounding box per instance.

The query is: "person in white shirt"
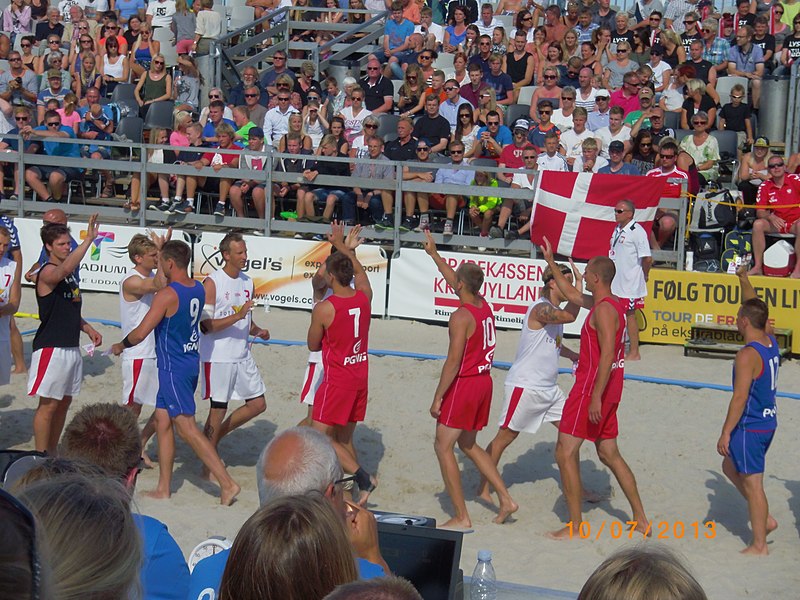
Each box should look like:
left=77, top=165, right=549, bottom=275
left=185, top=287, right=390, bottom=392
left=262, top=90, right=299, bottom=145
left=551, top=86, right=577, bottom=131
left=536, top=130, right=569, bottom=172
left=594, top=105, right=631, bottom=158
left=587, top=89, right=612, bottom=131
left=416, top=6, right=444, bottom=49
left=475, top=3, right=500, bottom=36
left=493, top=146, right=538, bottom=240
left=199, top=233, right=270, bottom=477
left=575, top=67, right=599, bottom=110
left=572, top=137, right=609, bottom=172
left=193, top=0, right=223, bottom=55
left=558, top=107, right=594, bottom=169
left=146, top=0, right=176, bottom=29
left=609, top=199, right=652, bottom=361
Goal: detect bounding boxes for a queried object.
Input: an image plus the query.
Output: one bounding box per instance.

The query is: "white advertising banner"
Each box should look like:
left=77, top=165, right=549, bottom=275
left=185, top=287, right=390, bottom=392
left=14, top=218, right=184, bottom=292
left=193, top=232, right=388, bottom=315
left=387, top=248, right=588, bottom=334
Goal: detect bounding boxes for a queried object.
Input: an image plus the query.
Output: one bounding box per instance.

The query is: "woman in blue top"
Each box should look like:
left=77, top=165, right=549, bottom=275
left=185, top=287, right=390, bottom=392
left=444, top=5, right=468, bottom=53
left=116, top=0, right=146, bottom=25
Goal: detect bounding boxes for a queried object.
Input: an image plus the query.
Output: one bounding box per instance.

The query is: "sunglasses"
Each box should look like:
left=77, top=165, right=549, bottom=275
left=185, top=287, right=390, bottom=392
left=450, top=150, right=464, bottom=154
left=367, top=66, right=379, bottom=70
left=544, top=75, right=556, bottom=80
left=364, top=123, right=378, bottom=128
left=522, top=16, right=532, bottom=20
left=660, top=153, right=675, bottom=158
left=278, top=97, right=290, bottom=101
left=614, top=208, right=629, bottom=213
left=46, top=121, right=60, bottom=127
left=244, top=93, right=258, bottom=97
left=416, top=147, right=429, bottom=151
left=769, top=162, right=785, bottom=168
left=15, top=115, right=29, bottom=121
left=419, top=55, right=432, bottom=60
left=692, top=120, right=707, bottom=125
left=683, top=20, right=695, bottom=24
left=640, top=142, right=652, bottom=147
left=49, top=40, right=60, bottom=43
left=274, top=55, right=286, bottom=60
left=459, top=113, right=471, bottom=118
left=731, top=94, right=744, bottom=99
left=209, top=94, right=221, bottom=98
left=561, top=96, right=574, bottom=100
left=352, top=96, right=364, bottom=101
left=523, top=155, right=536, bottom=159
left=407, top=76, right=417, bottom=80
left=445, top=86, right=457, bottom=91
left=487, top=121, right=499, bottom=125
left=702, top=28, right=714, bottom=33
left=539, top=109, right=552, bottom=114
left=21, top=43, right=31, bottom=48
left=153, top=60, right=165, bottom=65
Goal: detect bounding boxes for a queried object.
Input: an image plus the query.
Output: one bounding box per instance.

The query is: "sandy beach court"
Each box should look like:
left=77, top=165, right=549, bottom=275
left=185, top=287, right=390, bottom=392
left=2, top=288, right=799, bottom=599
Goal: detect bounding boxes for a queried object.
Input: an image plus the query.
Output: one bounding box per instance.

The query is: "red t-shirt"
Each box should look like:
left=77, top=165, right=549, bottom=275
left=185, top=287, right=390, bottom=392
left=499, top=143, right=526, bottom=177
left=646, top=166, right=689, bottom=199
left=756, top=173, right=800, bottom=226
left=202, top=143, right=242, bottom=167
left=458, top=300, right=495, bottom=378
left=321, top=291, right=371, bottom=390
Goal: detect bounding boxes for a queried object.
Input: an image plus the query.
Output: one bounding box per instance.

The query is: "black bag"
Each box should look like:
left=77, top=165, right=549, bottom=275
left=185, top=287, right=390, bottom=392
left=692, top=232, right=722, bottom=272
left=697, top=191, right=737, bottom=229
left=721, top=229, right=753, bottom=272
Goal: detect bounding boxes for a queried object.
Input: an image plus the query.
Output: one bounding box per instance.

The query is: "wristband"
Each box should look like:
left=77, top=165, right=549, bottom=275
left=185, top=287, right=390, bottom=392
left=122, top=335, right=133, bottom=348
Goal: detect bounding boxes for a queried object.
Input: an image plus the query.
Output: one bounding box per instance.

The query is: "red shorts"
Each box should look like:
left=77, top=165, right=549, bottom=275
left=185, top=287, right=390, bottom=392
left=558, top=392, right=619, bottom=442
left=618, top=297, right=645, bottom=312
left=312, top=381, right=368, bottom=426
left=429, top=193, right=466, bottom=210
left=438, top=375, right=492, bottom=431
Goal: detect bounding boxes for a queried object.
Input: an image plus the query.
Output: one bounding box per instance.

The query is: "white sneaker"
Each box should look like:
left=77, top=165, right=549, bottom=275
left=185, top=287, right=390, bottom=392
left=443, top=220, right=454, bottom=235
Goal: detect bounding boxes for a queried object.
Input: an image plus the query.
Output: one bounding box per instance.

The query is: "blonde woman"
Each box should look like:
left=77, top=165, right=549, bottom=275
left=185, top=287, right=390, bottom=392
left=474, top=86, right=500, bottom=126
left=130, top=24, right=160, bottom=80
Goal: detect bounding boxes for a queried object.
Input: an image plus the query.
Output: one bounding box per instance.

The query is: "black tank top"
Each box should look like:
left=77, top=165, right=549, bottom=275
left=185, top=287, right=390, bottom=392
left=33, top=265, right=82, bottom=350
left=505, top=51, right=532, bottom=84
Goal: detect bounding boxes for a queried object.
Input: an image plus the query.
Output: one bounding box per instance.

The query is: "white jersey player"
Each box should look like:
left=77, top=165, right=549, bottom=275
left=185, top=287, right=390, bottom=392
left=0, top=226, right=21, bottom=386
left=477, top=262, right=581, bottom=503
left=120, top=232, right=169, bottom=461
left=199, top=233, right=269, bottom=472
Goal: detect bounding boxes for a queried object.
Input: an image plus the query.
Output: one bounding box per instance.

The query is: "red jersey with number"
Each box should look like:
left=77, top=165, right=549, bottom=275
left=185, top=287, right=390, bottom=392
left=321, top=291, right=371, bottom=390
left=756, top=173, right=800, bottom=226
left=458, top=300, right=496, bottom=377
left=571, top=296, right=626, bottom=405
left=646, top=166, right=689, bottom=199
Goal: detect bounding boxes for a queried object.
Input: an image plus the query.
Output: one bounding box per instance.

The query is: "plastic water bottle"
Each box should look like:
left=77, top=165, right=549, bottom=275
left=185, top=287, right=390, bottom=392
left=470, top=550, right=497, bottom=600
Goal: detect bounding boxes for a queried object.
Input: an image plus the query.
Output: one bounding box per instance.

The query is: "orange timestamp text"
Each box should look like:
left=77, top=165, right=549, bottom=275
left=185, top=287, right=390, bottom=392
left=566, top=520, right=717, bottom=540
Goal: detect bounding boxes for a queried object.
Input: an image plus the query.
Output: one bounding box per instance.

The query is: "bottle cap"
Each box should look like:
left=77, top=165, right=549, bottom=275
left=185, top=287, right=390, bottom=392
left=477, top=550, right=492, bottom=562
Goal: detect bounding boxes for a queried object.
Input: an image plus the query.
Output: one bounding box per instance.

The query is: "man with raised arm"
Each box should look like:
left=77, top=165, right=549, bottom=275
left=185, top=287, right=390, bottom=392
left=540, top=238, right=648, bottom=540
left=424, top=230, right=518, bottom=529
left=477, top=262, right=581, bottom=503
left=111, top=240, right=240, bottom=505
left=28, top=214, right=103, bottom=455
left=716, top=266, right=779, bottom=555
left=307, top=222, right=377, bottom=505
left=199, top=233, right=269, bottom=477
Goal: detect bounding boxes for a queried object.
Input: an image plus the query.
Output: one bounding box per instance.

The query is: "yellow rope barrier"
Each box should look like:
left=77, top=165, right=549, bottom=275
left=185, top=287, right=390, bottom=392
left=685, top=191, right=800, bottom=209
left=14, top=312, right=39, bottom=319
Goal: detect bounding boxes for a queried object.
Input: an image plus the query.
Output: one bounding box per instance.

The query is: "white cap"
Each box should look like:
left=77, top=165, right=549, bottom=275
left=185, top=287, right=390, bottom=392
left=477, top=550, right=492, bottom=562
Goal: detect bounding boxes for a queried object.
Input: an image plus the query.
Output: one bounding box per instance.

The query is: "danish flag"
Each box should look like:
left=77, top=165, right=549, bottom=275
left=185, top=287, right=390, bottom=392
left=530, top=172, right=666, bottom=259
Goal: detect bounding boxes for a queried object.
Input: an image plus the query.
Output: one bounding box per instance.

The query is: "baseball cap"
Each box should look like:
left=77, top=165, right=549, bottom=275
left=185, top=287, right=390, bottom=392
left=608, top=140, right=625, bottom=153
left=595, top=89, right=610, bottom=98
left=639, top=87, right=654, bottom=98
left=513, top=118, right=529, bottom=131
left=248, top=127, right=264, bottom=138
left=753, top=136, right=769, bottom=148
left=650, top=46, right=663, bottom=55
left=416, top=138, right=431, bottom=148
left=47, top=69, right=62, bottom=79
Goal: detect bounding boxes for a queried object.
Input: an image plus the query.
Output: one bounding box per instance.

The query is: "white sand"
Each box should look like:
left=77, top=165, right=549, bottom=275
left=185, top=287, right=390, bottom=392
left=2, top=288, right=800, bottom=599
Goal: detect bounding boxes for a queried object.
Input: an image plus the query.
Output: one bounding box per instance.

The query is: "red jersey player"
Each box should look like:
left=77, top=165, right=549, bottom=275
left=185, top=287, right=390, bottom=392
left=540, top=237, right=649, bottom=540
left=308, top=222, right=376, bottom=505
left=424, top=231, right=518, bottom=529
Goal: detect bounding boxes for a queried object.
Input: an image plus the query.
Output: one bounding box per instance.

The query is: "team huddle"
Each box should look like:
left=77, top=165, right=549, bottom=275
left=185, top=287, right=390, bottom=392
left=11, top=214, right=779, bottom=553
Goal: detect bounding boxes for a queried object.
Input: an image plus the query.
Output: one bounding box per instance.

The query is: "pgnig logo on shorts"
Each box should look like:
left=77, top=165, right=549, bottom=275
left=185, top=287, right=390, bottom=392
left=79, top=230, right=116, bottom=261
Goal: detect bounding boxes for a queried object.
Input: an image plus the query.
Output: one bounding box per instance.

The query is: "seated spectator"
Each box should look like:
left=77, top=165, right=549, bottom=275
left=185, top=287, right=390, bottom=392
left=443, top=5, right=469, bottom=53
left=777, top=16, right=800, bottom=76
left=117, top=0, right=147, bottom=26
left=124, top=15, right=144, bottom=47
left=529, top=67, right=561, bottom=121
left=558, top=106, right=592, bottom=168
left=79, top=100, right=116, bottom=197
left=645, top=139, right=688, bottom=248
left=659, top=64, right=692, bottom=113
left=679, top=110, right=719, bottom=185
left=3, top=0, right=31, bottom=38
left=300, top=134, right=351, bottom=223
left=230, top=128, right=269, bottom=219
left=38, top=51, right=72, bottom=93
left=37, top=36, right=65, bottom=74
left=132, top=126, right=174, bottom=210
left=738, top=136, right=772, bottom=205
left=228, top=67, right=266, bottom=109
left=484, top=53, right=514, bottom=106
left=494, top=145, right=537, bottom=239
left=170, top=109, right=192, bottom=146
left=623, top=86, right=656, bottom=128
left=598, top=140, right=639, bottom=174
left=263, top=90, right=299, bottom=146
left=16, top=474, right=142, bottom=600
left=302, top=101, right=327, bottom=150
left=324, top=576, right=423, bottom=600
left=235, top=85, right=266, bottom=133
left=0, top=106, right=38, bottom=199
left=273, top=133, right=313, bottom=220
left=0, top=51, right=38, bottom=111
left=396, top=65, right=424, bottom=115
left=587, top=88, right=611, bottom=130
left=134, top=53, right=172, bottom=118
left=352, top=136, right=397, bottom=229
left=168, top=122, right=208, bottom=213
left=472, top=108, right=510, bottom=161
left=36, top=7, right=65, bottom=43
left=232, top=105, right=257, bottom=146
left=192, top=123, right=241, bottom=216
left=460, top=62, right=488, bottom=108
left=527, top=100, right=560, bottom=150
left=19, top=35, right=36, bottom=71
left=577, top=545, right=707, bottom=600
left=384, top=117, right=417, bottom=162
left=657, top=29, right=685, bottom=67
left=433, top=141, right=473, bottom=235
left=630, top=106, right=674, bottom=144
left=453, top=104, right=479, bottom=156
left=469, top=34, right=494, bottom=75
left=130, top=24, right=159, bottom=80
left=473, top=86, right=500, bottom=127
left=538, top=44, right=565, bottom=86
left=551, top=85, right=577, bottom=131
left=573, top=137, right=608, bottom=172
left=413, top=95, right=451, bottom=154
left=558, top=56, right=583, bottom=88
left=719, top=83, right=753, bottom=156
left=646, top=46, right=671, bottom=93
left=23, top=109, right=83, bottom=202
left=497, top=119, right=528, bottom=186
left=536, top=129, right=569, bottom=171
left=261, top=50, right=296, bottom=97
left=594, top=105, right=630, bottom=158
left=350, top=116, right=379, bottom=160
left=293, top=61, right=321, bottom=106
left=97, top=18, right=129, bottom=56
left=74, top=52, right=103, bottom=98
left=404, top=69, right=447, bottom=118
left=327, top=116, right=350, bottom=155
left=402, top=138, right=439, bottom=231
left=278, top=112, right=313, bottom=152
left=371, top=3, right=414, bottom=65
left=100, top=36, right=129, bottom=97
left=505, top=31, right=535, bottom=98
left=626, top=130, right=657, bottom=174
left=388, top=32, right=425, bottom=81
left=338, top=86, right=371, bottom=144
left=609, top=71, right=642, bottom=116
left=469, top=170, right=501, bottom=238
left=727, top=26, right=764, bottom=110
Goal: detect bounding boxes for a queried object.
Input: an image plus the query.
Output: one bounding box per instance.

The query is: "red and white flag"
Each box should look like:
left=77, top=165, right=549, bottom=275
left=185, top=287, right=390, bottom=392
left=530, top=172, right=666, bottom=260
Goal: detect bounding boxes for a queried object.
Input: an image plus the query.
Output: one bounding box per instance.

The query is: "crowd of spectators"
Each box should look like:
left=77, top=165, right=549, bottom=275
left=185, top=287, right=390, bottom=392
left=0, top=0, right=798, bottom=246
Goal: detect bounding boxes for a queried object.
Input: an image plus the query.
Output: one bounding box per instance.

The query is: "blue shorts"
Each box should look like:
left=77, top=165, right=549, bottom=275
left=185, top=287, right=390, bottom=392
left=729, top=428, right=775, bottom=475
left=156, top=369, right=198, bottom=418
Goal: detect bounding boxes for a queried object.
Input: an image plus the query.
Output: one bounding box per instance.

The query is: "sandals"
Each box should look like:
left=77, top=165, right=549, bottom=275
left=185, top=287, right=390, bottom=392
left=101, top=181, right=116, bottom=199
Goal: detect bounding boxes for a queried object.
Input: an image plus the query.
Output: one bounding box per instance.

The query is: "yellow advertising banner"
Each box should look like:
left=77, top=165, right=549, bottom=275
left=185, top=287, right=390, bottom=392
left=640, top=269, right=800, bottom=353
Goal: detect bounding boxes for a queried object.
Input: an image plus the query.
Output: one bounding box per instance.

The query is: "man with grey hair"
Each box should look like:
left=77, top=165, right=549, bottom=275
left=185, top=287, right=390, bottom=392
left=187, top=427, right=389, bottom=600
left=324, top=576, right=423, bottom=600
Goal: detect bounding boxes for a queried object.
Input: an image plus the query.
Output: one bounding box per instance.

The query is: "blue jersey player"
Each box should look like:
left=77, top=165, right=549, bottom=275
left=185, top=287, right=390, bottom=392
left=112, top=240, right=240, bottom=506
left=717, top=268, right=779, bottom=555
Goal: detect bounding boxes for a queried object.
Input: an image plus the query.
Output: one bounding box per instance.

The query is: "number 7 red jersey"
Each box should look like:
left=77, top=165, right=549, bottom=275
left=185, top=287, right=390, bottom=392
left=458, top=300, right=496, bottom=377
left=321, top=291, right=371, bottom=391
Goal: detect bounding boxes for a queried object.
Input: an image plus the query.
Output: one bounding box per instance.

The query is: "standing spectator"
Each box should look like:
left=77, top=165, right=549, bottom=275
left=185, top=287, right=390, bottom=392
left=0, top=51, right=38, bottom=110
left=173, top=54, right=203, bottom=112
left=170, top=0, right=195, bottom=55
left=193, top=0, right=223, bottom=55
left=146, top=0, right=177, bottom=29
left=727, top=26, right=764, bottom=110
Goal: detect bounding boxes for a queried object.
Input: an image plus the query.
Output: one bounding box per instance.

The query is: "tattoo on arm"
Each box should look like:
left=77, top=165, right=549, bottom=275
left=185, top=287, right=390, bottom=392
left=534, top=303, right=563, bottom=323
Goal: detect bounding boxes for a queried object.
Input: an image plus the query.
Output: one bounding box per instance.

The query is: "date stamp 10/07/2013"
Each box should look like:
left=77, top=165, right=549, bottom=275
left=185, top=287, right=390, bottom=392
left=565, top=520, right=717, bottom=540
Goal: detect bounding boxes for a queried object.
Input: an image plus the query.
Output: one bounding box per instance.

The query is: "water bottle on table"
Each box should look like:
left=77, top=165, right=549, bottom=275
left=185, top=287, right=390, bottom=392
left=470, top=549, right=497, bottom=600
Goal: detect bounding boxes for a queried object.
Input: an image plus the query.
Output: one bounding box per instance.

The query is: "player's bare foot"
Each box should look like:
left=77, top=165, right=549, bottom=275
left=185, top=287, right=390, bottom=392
left=143, top=488, right=171, bottom=500
left=357, top=475, right=378, bottom=507
left=141, top=452, right=154, bottom=469
left=546, top=526, right=573, bottom=540
left=747, top=266, right=763, bottom=276
left=440, top=516, right=473, bottom=530
left=740, top=544, right=769, bottom=555
left=625, top=352, right=641, bottom=361
left=220, top=482, right=241, bottom=506
left=767, top=515, right=778, bottom=535
left=493, top=499, right=519, bottom=524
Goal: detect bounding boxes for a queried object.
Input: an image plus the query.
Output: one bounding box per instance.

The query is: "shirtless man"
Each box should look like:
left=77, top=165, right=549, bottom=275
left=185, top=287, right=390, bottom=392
left=540, top=238, right=648, bottom=539
left=111, top=240, right=240, bottom=505
left=199, top=233, right=269, bottom=476
left=425, top=231, right=518, bottom=528
left=307, top=222, right=377, bottom=505
left=477, top=262, right=580, bottom=502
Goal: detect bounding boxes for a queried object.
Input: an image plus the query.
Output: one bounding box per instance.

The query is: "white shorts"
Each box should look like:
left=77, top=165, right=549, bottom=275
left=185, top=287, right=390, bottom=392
left=121, top=357, right=158, bottom=407
left=27, top=347, right=82, bottom=399
left=300, top=351, right=324, bottom=406
left=0, top=340, right=10, bottom=386
left=201, top=355, right=266, bottom=404
left=497, top=384, right=566, bottom=434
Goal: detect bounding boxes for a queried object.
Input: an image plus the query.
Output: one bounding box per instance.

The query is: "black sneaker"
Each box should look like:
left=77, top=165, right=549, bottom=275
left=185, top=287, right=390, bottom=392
left=153, top=200, right=172, bottom=213
left=504, top=229, right=519, bottom=241
left=489, top=226, right=503, bottom=239
left=213, top=201, right=226, bottom=217
left=373, top=216, right=394, bottom=230
left=400, top=217, right=414, bottom=232
left=172, top=200, right=193, bottom=214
